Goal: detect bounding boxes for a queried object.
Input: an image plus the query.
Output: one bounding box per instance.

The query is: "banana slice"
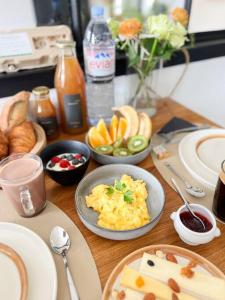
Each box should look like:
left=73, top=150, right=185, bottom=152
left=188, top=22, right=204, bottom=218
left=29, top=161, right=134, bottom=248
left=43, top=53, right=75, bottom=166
left=138, top=112, right=152, bottom=141
left=112, top=105, right=139, bottom=140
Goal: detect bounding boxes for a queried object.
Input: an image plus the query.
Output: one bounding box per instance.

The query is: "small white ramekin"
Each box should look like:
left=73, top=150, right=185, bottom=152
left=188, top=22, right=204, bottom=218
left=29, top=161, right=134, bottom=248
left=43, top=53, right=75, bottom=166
left=170, top=203, right=221, bottom=246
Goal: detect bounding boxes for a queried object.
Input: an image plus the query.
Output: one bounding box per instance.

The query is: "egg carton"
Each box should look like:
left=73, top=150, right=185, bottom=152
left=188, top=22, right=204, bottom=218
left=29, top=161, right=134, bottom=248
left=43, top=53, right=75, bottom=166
left=0, top=25, right=72, bottom=73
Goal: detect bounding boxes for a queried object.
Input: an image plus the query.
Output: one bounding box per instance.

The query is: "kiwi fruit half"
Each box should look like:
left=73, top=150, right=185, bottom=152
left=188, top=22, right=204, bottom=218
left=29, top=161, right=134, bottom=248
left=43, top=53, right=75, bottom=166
left=113, top=137, right=124, bottom=149
left=95, top=145, right=113, bottom=155
left=127, top=135, right=148, bottom=153
left=113, top=147, right=131, bottom=157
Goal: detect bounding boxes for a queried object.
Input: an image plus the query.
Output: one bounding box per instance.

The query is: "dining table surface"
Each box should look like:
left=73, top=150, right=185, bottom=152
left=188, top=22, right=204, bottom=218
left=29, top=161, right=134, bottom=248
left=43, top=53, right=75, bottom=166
left=45, top=97, right=225, bottom=288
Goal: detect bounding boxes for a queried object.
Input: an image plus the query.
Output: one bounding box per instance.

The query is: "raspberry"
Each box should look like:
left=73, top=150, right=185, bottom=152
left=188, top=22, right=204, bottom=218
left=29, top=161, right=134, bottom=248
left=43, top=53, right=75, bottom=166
left=74, top=153, right=82, bottom=159
left=51, top=156, right=61, bottom=163
left=59, top=159, right=70, bottom=168
left=68, top=165, right=75, bottom=170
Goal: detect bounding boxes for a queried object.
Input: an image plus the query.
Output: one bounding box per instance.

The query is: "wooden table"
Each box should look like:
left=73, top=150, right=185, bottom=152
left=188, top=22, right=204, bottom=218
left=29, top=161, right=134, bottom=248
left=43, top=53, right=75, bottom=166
left=46, top=98, right=225, bottom=288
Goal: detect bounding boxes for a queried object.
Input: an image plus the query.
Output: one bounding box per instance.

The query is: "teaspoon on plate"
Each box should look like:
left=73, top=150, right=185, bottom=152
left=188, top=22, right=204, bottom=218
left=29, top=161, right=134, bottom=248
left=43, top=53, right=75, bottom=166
left=171, top=178, right=206, bottom=231
left=165, top=162, right=206, bottom=198
left=50, top=226, right=79, bottom=300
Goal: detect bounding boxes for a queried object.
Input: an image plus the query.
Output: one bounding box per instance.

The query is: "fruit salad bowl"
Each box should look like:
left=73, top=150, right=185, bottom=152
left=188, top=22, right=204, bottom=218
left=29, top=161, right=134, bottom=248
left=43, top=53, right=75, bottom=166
left=85, top=134, right=152, bottom=165
left=86, top=105, right=152, bottom=165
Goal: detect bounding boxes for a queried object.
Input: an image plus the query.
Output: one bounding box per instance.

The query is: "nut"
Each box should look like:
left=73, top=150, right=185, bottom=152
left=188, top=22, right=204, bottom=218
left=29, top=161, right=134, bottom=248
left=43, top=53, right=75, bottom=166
left=166, top=253, right=178, bottom=264
left=155, top=250, right=164, bottom=258
left=168, top=278, right=180, bottom=293
left=143, top=293, right=156, bottom=300
left=172, top=293, right=179, bottom=300
left=116, top=290, right=126, bottom=300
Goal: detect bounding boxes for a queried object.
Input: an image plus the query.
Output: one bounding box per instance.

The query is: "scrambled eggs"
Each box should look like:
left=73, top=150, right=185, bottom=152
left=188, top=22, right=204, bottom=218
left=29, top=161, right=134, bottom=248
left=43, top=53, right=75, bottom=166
left=86, top=175, right=150, bottom=230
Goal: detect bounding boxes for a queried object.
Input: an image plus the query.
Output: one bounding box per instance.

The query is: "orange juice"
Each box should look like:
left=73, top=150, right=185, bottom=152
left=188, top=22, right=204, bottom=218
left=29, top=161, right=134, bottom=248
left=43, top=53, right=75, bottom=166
left=54, top=41, right=88, bottom=134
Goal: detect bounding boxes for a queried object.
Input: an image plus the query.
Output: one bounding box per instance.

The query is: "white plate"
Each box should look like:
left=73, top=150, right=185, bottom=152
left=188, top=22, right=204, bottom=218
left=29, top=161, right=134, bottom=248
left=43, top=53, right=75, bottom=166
left=0, top=222, right=57, bottom=300
left=179, top=129, right=225, bottom=190
left=102, top=244, right=225, bottom=300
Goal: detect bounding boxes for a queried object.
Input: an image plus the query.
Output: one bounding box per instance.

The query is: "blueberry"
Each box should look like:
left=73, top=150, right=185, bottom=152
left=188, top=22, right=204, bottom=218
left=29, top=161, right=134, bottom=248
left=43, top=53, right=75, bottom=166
left=78, top=157, right=85, bottom=163
left=67, top=154, right=74, bottom=161
left=61, top=154, right=67, bottom=159
left=72, top=159, right=79, bottom=165
left=48, top=162, right=55, bottom=168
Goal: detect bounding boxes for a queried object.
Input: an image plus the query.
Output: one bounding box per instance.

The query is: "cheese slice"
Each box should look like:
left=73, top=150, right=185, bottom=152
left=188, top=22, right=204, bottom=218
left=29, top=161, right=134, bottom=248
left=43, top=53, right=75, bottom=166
left=125, top=288, right=163, bottom=300
left=140, top=253, right=225, bottom=300
left=120, top=266, right=199, bottom=300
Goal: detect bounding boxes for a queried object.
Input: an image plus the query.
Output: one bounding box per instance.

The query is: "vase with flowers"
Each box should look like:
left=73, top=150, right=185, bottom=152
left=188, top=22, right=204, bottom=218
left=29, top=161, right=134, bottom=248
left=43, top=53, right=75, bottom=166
left=109, top=8, right=189, bottom=116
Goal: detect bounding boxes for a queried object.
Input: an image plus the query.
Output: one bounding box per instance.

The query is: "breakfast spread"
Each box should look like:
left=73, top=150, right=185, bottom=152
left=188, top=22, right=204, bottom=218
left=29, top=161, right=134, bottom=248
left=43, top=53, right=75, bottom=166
left=0, top=91, right=37, bottom=159
left=111, top=251, right=225, bottom=300
left=86, top=175, right=150, bottom=230
left=88, top=106, right=152, bottom=157
left=46, top=153, right=86, bottom=171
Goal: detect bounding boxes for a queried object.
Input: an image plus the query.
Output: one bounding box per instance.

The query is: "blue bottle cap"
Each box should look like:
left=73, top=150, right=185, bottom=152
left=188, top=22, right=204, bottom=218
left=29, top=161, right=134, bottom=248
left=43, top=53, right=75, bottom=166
left=91, top=5, right=104, bottom=17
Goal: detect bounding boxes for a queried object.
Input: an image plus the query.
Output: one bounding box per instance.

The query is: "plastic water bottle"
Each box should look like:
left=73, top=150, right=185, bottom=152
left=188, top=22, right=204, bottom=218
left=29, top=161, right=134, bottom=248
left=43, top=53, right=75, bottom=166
left=83, top=5, right=115, bottom=125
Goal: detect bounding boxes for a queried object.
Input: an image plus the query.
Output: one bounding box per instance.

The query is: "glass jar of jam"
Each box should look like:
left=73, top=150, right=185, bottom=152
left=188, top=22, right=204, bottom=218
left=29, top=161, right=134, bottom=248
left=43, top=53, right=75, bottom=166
left=33, top=86, right=59, bottom=140
left=54, top=40, right=88, bottom=134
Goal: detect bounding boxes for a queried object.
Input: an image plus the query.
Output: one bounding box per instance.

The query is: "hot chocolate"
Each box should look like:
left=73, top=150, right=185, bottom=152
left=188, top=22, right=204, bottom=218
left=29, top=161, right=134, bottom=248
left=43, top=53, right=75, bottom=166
left=0, top=153, right=46, bottom=217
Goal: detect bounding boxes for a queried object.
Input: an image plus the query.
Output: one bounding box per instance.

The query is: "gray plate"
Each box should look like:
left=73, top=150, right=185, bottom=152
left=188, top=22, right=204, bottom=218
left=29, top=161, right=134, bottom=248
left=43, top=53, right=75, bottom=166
left=75, top=164, right=165, bottom=240
left=85, top=135, right=151, bottom=165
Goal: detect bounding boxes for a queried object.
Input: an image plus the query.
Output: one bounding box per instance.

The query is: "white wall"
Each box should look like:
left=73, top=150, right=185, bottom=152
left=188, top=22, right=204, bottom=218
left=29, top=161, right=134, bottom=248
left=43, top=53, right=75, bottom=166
left=0, top=0, right=36, bottom=30
left=114, top=56, right=225, bottom=127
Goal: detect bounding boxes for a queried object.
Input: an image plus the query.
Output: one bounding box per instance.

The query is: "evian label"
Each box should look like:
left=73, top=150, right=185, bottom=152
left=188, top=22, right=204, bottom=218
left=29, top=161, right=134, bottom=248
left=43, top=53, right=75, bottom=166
left=84, top=46, right=115, bottom=77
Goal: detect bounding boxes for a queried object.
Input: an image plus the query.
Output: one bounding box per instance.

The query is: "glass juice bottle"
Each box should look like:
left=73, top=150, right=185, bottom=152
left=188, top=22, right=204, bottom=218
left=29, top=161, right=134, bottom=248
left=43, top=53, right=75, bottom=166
left=33, top=86, right=59, bottom=140
left=54, top=40, right=88, bottom=134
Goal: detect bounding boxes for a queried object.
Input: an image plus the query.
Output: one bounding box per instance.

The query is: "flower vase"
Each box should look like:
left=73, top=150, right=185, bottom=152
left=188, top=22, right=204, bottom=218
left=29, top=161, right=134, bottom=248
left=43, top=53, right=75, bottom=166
left=131, top=60, right=162, bottom=117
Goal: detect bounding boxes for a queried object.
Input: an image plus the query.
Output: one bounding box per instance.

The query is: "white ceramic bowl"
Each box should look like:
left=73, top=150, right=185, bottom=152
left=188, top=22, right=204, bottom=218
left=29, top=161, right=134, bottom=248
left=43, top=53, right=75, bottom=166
left=170, top=204, right=220, bottom=246
left=75, top=164, right=165, bottom=240
left=85, top=135, right=151, bottom=165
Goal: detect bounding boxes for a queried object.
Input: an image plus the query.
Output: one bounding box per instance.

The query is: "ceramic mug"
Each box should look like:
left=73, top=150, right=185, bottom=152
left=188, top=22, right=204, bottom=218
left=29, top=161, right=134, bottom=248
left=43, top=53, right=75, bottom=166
left=170, top=203, right=220, bottom=246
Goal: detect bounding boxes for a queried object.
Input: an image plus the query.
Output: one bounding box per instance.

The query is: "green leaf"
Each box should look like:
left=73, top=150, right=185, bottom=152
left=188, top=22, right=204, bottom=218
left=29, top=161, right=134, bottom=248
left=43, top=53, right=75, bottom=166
left=106, top=186, right=114, bottom=195
left=114, top=180, right=126, bottom=192
left=124, top=190, right=133, bottom=203
left=108, top=19, right=120, bottom=39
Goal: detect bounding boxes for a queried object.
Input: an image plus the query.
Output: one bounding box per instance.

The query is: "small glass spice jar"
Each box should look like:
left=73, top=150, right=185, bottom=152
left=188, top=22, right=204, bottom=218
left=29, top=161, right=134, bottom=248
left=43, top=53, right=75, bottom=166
left=33, top=86, right=59, bottom=140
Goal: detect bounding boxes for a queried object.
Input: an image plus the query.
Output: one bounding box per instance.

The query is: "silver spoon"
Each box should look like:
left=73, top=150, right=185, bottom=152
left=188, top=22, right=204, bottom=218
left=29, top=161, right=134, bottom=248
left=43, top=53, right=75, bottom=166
left=50, top=226, right=79, bottom=300
left=165, top=162, right=206, bottom=198
left=171, top=178, right=206, bottom=231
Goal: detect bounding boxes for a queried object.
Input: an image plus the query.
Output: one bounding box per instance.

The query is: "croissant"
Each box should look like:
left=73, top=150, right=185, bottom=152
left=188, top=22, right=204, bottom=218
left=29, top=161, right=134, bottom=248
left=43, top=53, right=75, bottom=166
left=8, top=121, right=36, bottom=154
left=0, top=130, right=8, bottom=159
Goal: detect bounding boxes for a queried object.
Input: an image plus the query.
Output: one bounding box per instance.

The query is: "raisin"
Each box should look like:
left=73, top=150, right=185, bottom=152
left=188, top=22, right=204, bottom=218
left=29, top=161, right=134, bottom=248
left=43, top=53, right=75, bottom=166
left=147, top=259, right=155, bottom=267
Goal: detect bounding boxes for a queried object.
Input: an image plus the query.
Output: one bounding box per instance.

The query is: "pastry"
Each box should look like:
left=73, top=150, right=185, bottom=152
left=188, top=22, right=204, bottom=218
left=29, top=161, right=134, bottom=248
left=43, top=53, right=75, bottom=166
left=0, top=130, right=8, bottom=159
left=0, top=91, right=30, bottom=132
left=8, top=121, right=36, bottom=154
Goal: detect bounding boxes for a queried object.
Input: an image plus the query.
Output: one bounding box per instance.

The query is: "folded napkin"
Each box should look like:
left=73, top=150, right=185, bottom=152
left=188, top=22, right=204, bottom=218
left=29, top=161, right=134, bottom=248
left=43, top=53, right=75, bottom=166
left=158, top=117, right=196, bottom=135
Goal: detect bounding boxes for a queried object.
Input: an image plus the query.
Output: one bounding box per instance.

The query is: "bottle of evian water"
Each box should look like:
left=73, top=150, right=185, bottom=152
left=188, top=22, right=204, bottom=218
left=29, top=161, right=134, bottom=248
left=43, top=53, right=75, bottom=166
left=83, top=5, right=115, bottom=125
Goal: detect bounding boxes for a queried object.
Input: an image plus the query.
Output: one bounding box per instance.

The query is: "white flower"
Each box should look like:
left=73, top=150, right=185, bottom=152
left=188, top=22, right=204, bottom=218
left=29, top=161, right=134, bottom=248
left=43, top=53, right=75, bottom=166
left=146, top=14, right=173, bottom=41
left=169, top=22, right=187, bottom=49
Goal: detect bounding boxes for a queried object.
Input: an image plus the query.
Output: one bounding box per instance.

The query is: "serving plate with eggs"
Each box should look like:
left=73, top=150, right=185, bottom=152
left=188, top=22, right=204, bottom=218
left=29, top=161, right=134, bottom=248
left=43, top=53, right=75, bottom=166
left=75, top=164, right=165, bottom=240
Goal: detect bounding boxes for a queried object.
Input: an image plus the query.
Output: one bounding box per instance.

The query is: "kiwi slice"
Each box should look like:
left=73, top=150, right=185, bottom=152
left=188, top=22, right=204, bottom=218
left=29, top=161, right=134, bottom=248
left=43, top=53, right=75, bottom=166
left=113, top=137, right=124, bottom=149
left=113, top=147, right=131, bottom=157
left=95, top=145, right=113, bottom=155
left=127, top=135, right=148, bottom=153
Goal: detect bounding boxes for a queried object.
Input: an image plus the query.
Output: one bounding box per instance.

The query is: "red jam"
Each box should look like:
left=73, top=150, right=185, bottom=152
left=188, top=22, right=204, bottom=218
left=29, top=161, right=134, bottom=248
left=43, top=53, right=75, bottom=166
left=180, top=211, right=213, bottom=233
